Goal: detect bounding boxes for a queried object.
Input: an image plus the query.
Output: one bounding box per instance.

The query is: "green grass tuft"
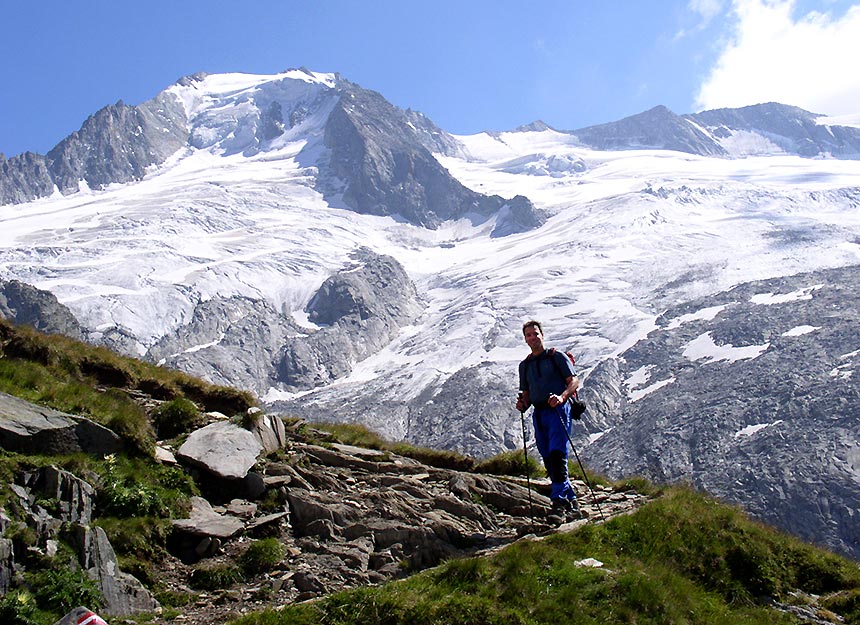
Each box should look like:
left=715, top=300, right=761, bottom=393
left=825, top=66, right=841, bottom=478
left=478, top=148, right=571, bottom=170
left=239, top=538, right=286, bottom=575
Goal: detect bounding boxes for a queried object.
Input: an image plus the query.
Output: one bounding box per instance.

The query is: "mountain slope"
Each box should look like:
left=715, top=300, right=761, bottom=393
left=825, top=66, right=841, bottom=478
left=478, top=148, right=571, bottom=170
left=563, top=101, right=860, bottom=158
left=579, top=263, right=860, bottom=559
left=3, top=70, right=860, bottom=560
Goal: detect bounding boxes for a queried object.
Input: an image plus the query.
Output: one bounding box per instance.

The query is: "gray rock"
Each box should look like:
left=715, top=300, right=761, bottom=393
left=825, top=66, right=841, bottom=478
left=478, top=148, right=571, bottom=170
left=69, top=524, right=159, bottom=616
left=568, top=102, right=860, bottom=159
left=579, top=263, right=860, bottom=559
left=0, top=391, right=122, bottom=456
left=490, top=195, right=548, bottom=238
left=0, top=151, right=54, bottom=205
left=0, top=279, right=84, bottom=339
left=277, top=248, right=424, bottom=390
left=22, top=465, right=96, bottom=525
left=572, top=105, right=726, bottom=156
left=171, top=496, right=245, bottom=539
left=144, top=253, right=427, bottom=400
left=1, top=90, right=187, bottom=205
left=147, top=295, right=301, bottom=394
left=688, top=102, right=860, bottom=158
left=251, top=413, right=288, bottom=455
left=176, top=421, right=263, bottom=480
left=46, top=93, right=187, bottom=196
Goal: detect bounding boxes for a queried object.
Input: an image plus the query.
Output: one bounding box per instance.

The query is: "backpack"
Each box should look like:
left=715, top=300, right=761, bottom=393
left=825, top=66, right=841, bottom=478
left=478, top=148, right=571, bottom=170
left=529, top=348, right=587, bottom=419
left=526, top=347, right=587, bottom=420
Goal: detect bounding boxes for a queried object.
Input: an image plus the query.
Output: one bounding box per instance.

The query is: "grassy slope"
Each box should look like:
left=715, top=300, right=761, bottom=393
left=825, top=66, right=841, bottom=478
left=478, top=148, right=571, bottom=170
left=233, top=488, right=860, bottom=625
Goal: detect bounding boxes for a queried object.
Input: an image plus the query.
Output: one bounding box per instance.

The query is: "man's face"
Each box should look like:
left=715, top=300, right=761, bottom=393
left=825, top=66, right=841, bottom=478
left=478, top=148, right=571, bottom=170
left=523, top=325, right=544, bottom=351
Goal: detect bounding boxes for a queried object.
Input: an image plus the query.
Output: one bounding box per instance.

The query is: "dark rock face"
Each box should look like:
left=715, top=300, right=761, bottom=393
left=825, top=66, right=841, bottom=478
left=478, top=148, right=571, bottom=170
left=46, top=93, right=187, bottom=194
left=0, top=279, right=84, bottom=339
left=278, top=248, right=424, bottom=389
left=0, top=151, right=54, bottom=204
left=572, top=105, right=727, bottom=156
left=577, top=264, right=860, bottom=558
left=491, top=195, right=549, bottom=238
left=0, top=91, right=187, bottom=205
left=317, top=81, right=540, bottom=228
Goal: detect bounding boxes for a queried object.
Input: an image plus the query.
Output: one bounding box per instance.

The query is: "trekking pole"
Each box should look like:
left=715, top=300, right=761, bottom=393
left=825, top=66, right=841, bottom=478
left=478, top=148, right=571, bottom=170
left=556, top=409, right=606, bottom=522
left=518, top=406, right=535, bottom=524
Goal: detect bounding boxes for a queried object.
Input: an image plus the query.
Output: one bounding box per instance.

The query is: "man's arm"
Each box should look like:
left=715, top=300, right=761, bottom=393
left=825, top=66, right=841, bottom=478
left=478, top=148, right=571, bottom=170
left=548, top=375, right=580, bottom=408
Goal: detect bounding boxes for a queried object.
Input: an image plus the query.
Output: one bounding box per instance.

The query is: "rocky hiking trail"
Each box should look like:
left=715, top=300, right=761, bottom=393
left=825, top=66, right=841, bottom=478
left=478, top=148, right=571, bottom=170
left=154, top=422, right=648, bottom=625
left=0, top=393, right=648, bottom=625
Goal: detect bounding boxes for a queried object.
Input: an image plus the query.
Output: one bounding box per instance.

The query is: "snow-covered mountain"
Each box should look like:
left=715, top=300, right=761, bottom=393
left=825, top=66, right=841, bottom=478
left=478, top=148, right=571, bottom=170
left=2, top=69, right=860, bottom=556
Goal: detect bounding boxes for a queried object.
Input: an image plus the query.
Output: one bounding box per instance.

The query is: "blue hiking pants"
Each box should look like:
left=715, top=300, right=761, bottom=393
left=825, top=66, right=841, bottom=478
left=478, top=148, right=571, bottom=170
left=533, top=403, right=577, bottom=501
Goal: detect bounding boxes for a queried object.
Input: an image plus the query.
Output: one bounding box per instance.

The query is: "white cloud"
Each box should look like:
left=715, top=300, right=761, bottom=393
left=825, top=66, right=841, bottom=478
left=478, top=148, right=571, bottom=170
left=690, top=0, right=727, bottom=22
left=676, top=0, right=727, bottom=39
left=695, top=0, right=860, bottom=114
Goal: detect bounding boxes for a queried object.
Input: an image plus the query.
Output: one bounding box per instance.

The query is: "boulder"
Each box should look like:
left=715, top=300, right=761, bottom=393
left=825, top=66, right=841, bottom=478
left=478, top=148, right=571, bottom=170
left=176, top=421, right=262, bottom=479
left=69, top=524, right=160, bottom=616
left=172, top=496, right=245, bottom=539
left=0, top=391, right=122, bottom=456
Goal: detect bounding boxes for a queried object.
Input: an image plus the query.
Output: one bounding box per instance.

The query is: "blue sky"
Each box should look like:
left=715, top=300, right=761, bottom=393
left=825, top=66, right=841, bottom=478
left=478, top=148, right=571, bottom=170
left=2, top=0, right=859, bottom=157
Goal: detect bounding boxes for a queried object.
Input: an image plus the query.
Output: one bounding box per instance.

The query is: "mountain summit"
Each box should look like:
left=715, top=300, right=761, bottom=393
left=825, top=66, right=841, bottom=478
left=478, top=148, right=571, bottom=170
left=567, top=101, right=860, bottom=157
left=0, top=69, right=541, bottom=234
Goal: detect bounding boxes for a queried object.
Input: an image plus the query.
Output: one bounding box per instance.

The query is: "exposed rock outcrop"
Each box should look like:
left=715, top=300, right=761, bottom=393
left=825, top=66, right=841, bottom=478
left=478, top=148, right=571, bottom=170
left=147, top=249, right=425, bottom=395
left=0, top=391, right=122, bottom=456
left=1, top=465, right=157, bottom=617
left=0, top=279, right=84, bottom=340
left=69, top=524, right=160, bottom=615
left=577, top=264, right=860, bottom=559
left=278, top=247, right=424, bottom=389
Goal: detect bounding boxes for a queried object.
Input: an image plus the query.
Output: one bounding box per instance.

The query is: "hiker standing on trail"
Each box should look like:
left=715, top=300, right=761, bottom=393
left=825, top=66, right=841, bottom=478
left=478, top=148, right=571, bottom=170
left=516, top=320, right=582, bottom=523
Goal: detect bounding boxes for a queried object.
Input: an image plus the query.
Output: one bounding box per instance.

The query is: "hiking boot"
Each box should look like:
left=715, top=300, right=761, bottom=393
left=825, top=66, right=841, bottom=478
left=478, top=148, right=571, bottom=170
left=548, top=499, right=571, bottom=525
left=550, top=498, right=583, bottom=524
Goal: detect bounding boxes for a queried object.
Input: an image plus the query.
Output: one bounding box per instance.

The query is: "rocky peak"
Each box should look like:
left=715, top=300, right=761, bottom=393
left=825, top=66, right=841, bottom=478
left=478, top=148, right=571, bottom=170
left=318, top=80, right=540, bottom=229
left=572, top=105, right=727, bottom=156
left=688, top=102, right=860, bottom=157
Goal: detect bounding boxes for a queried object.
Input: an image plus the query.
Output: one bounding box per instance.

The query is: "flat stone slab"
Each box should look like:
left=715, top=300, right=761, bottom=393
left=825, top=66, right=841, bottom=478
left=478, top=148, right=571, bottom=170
left=172, top=496, right=244, bottom=539
left=177, top=421, right=262, bottom=479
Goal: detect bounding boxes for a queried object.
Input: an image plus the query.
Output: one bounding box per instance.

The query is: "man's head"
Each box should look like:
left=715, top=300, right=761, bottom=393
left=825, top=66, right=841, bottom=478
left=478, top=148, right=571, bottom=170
left=522, top=320, right=543, bottom=336
left=522, top=320, right=545, bottom=354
